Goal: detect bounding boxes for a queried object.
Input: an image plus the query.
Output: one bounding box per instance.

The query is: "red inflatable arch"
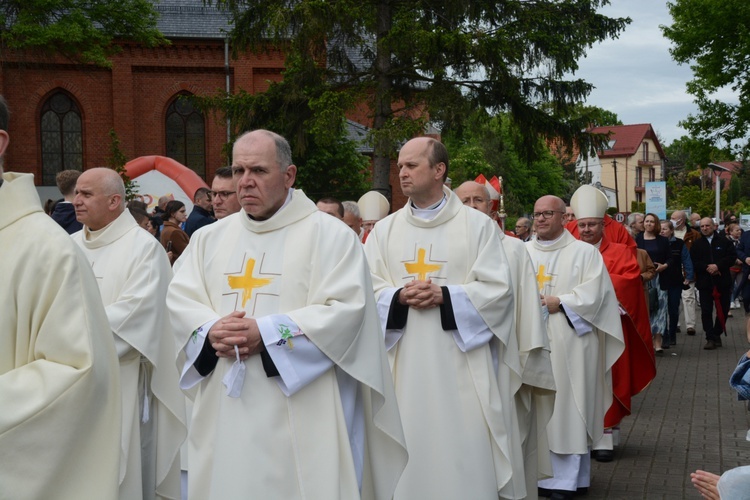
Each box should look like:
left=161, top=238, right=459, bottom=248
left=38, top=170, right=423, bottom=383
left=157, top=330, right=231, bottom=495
left=125, top=155, right=208, bottom=203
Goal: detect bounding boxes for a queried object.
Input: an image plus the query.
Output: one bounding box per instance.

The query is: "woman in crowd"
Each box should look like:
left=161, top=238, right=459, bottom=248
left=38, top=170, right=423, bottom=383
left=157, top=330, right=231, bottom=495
left=636, top=213, right=673, bottom=355
left=160, top=200, right=189, bottom=265
left=726, top=222, right=744, bottom=311
left=660, top=220, right=694, bottom=349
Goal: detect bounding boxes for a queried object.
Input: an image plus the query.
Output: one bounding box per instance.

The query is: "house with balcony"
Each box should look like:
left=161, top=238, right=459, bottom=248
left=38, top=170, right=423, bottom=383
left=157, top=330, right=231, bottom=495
left=575, top=123, right=666, bottom=212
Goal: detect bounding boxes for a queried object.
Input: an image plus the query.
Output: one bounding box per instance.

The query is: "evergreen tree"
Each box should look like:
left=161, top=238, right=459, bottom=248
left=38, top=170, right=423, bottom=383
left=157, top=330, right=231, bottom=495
left=208, top=0, right=629, bottom=195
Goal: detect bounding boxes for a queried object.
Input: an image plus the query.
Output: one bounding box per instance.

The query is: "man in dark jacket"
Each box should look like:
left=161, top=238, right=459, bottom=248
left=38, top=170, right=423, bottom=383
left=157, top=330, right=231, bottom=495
left=690, top=217, right=737, bottom=350
left=50, top=170, right=83, bottom=234
left=184, top=187, right=215, bottom=236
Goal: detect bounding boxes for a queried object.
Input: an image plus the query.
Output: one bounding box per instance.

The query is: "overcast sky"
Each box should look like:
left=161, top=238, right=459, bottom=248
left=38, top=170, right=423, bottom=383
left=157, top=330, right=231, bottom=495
left=571, top=0, right=702, bottom=147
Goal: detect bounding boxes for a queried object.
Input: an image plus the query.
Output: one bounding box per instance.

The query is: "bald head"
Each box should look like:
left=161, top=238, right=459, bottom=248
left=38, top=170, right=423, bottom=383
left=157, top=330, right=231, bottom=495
left=533, top=195, right=566, bottom=241
left=74, top=168, right=126, bottom=231
left=454, top=181, right=492, bottom=216
left=699, top=217, right=715, bottom=237
left=670, top=210, right=687, bottom=230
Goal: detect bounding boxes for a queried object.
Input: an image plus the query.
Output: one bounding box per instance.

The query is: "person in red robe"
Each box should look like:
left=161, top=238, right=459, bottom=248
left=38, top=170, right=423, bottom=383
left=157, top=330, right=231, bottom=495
left=570, top=185, right=656, bottom=463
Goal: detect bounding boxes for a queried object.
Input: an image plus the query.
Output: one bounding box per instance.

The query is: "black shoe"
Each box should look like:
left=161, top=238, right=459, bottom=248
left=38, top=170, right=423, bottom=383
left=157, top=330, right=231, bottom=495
left=662, top=344, right=670, bottom=349
left=704, top=340, right=717, bottom=350
left=550, top=491, right=575, bottom=500
left=687, top=328, right=696, bottom=336
left=592, top=449, right=614, bottom=462
left=655, top=349, right=664, bottom=356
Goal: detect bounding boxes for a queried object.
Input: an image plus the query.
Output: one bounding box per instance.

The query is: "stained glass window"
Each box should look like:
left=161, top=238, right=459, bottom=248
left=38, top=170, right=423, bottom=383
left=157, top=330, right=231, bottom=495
left=40, top=92, right=82, bottom=185
left=165, top=94, right=205, bottom=178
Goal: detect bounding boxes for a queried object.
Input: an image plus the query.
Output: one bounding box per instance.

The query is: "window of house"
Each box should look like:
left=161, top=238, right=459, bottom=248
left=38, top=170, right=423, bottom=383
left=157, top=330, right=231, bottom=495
left=636, top=166, right=643, bottom=187
left=642, top=142, right=649, bottom=162
left=40, top=92, right=83, bottom=185
left=165, top=94, right=206, bottom=178
left=649, top=168, right=656, bottom=182
left=636, top=192, right=643, bottom=203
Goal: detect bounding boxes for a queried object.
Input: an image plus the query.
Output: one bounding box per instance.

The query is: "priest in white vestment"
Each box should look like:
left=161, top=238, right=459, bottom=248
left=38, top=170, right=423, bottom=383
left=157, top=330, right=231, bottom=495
left=364, top=138, right=522, bottom=499
left=525, top=196, right=624, bottom=499
left=72, top=168, right=186, bottom=500
left=0, top=163, right=121, bottom=498
left=167, top=130, right=407, bottom=499
left=455, top=181, right=556, bottom=500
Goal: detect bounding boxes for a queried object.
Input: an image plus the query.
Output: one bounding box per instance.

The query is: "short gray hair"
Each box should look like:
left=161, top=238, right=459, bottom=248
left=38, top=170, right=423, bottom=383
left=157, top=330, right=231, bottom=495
left=342, top=201, right=360, bottom=218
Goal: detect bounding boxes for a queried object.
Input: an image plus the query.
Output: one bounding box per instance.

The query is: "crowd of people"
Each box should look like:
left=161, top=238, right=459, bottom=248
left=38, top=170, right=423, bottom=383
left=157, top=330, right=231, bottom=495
left=3, top=89, right=749, bottom=500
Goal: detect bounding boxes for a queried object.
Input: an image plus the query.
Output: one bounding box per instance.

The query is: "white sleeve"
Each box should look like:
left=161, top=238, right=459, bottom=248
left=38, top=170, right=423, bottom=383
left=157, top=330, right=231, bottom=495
left=560, top=302, right=593, bottom=336
left=376, top=287, right=404, bottom=351
left=446, top=285, right=494, bottom=352
left=113, top=334, right=134, bottom=358
left=179, top=318, right=219, bottom=390
left=257, top=315, right=334, bottom=397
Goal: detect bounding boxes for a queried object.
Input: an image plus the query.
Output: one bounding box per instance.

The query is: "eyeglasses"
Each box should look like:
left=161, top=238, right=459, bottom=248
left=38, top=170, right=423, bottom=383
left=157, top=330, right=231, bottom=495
left=211, top=190, right=236, bottom=201
left=532, top=210, right=564, bottom=220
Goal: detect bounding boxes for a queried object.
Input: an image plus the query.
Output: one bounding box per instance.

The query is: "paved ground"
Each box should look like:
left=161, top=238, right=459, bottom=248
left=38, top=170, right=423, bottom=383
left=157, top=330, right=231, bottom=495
left=588, top=307, right=750, bottom=499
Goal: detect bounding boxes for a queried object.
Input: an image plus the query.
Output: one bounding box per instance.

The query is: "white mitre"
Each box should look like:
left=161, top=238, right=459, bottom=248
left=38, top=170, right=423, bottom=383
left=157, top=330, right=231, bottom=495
left=358, top=190, right=390, bottom=221
left=570, top=184, right=609, bottom=219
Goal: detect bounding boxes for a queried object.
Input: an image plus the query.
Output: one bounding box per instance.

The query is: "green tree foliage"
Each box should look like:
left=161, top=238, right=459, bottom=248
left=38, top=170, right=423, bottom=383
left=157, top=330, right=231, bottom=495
left=671, top=184, right=723, bottom=218
left=663, top=135, right=734, bottom=206
left=209, top=0, right=629, bottom=194
left=443, top=111, right=566, bottom=215
left=662, top=0, right=750, bottom=155
left=192, top=64, right=371, bottom=201
left=106, top=129, right=138, bottom=201
left=0, top=0, right=166, bottom=67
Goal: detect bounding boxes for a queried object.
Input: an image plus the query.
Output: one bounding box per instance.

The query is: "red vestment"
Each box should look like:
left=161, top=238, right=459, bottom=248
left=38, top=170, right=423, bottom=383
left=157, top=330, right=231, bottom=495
left=598, top=237, right=656, bottom=427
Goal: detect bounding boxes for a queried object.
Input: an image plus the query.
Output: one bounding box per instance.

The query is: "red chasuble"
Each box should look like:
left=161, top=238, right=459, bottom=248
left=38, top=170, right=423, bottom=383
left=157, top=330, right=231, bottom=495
left=598, top=237, right=656, bottom=427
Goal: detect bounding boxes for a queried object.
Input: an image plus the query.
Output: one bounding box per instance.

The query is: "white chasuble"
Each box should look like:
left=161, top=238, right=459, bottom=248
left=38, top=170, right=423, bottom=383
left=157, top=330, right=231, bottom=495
left=499, top=232, right=556, bottom=495
left=74, top=210, right=186, bottom=500
left=364, top=188, right=523, bottom=499
left=167, top=189, right=407, bottom=500
left=0, top=173, right=121, bottom=499
left=525, top=231, right=624, bottom=455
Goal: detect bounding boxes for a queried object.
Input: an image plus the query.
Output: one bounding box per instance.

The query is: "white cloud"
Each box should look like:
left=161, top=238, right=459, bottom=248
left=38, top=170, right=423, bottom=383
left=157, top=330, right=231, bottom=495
left=570, top=0, right=699, bottom=145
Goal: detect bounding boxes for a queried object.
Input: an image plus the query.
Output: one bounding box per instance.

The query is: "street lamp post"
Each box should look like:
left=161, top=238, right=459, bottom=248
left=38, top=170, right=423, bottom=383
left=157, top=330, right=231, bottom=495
left=707, top=162, right=730, bottom=223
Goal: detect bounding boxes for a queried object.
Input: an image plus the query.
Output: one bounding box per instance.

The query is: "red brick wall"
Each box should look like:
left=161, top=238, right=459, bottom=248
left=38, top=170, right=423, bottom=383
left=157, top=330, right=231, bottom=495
left=0, top=40, right=285, bottom=184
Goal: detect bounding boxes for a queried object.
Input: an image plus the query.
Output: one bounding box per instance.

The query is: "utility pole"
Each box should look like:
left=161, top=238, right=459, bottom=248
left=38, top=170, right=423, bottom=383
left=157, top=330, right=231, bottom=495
left=612, top=159, right=620, bottom=211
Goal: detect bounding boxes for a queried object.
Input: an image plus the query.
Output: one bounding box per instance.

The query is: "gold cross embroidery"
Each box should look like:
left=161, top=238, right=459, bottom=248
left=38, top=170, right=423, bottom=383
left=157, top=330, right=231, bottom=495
left=536, top=264, right=554, bottom=292
left=404, top=247, right=442, bottom=281
left=227, top=258, right=273, bottom=308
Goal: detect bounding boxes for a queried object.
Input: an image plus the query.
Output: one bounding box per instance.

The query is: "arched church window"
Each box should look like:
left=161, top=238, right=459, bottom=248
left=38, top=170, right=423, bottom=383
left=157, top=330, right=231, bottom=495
left=40, top=92, right=83, bottom=185
left=165, top=94, right=206, bottom=178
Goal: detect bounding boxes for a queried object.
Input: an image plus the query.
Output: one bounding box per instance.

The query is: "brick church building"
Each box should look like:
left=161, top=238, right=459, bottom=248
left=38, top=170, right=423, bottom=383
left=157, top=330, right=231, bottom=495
left=2, top=1, right=272, bottom=190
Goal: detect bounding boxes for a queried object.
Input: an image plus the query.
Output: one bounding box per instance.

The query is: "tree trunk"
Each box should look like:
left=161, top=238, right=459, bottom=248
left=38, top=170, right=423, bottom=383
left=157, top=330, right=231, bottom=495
left=372, top=0, right=393, bottom=201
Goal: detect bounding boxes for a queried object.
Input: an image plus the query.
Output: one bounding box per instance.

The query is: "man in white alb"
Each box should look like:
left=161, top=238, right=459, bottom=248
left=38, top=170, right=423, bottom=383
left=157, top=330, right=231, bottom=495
left=365, top=137, right=522, bottom=499
left=167, top=129, right=406, bottom=499
left=73, top=167, right=186, bottom=499
left=525, top=195, right=624, bottom=500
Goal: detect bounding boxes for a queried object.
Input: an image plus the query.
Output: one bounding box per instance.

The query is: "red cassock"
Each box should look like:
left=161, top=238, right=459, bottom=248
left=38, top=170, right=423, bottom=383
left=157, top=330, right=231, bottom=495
left=598, top=237, right=656, bottom=427
left=567, top=214, right=636, bottom=250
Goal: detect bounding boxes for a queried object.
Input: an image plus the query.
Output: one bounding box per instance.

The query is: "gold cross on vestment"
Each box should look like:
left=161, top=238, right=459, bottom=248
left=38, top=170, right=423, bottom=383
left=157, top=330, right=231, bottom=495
left=536, top=264, right=554, bottom=292
left=404, top=247, right=442, bottom=281
left=228, top=258, right=273, bottom=308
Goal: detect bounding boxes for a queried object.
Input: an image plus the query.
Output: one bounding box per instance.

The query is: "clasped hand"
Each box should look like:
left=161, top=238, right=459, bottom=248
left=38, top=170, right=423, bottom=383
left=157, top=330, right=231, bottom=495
left=208, top=310, right=263, bottom=361
left=399, top=279, right=443, bottom=309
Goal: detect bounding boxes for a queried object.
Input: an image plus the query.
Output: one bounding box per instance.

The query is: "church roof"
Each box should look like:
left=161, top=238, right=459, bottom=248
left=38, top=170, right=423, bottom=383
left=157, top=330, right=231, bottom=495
left=153, top=0, right=233, bottom=39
